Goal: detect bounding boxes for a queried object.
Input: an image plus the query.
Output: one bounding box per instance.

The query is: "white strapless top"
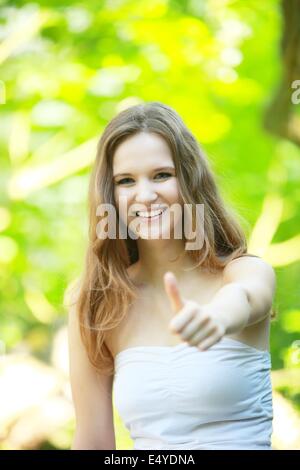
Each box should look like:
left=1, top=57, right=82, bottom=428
left=113, top=337, right=273, bottom=450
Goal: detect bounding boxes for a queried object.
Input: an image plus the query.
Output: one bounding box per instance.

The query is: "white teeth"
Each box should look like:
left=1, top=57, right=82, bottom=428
left=136, top=209, right=163, bottom=218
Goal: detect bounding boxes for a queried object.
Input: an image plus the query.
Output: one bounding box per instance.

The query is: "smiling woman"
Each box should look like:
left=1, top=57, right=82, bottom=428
left=66, top=101, right=276, bottom=450
left=112, top=132, right=185, bottom=243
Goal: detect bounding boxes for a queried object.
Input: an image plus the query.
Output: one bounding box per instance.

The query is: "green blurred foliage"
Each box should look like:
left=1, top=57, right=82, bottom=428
left=0, top=0, right=299, bottom=450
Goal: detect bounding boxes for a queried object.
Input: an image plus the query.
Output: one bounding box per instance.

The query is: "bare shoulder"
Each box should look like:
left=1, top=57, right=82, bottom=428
left=223, top=255, right=276, bottom=288
left=64, top=277, right=82, bottom=309
left=221, top=255, right=275, bottom=351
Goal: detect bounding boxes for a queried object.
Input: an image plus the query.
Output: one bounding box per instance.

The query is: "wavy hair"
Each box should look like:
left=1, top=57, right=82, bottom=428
left=65, top=101, right=275, bottom=377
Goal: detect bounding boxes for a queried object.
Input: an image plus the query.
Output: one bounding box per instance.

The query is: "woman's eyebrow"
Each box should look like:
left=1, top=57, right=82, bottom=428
left=113, top=166, right=175, bottom=178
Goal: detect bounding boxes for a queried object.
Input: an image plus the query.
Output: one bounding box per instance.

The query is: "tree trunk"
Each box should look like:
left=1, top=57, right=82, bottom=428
left=263, top=0, right=300, bottom=147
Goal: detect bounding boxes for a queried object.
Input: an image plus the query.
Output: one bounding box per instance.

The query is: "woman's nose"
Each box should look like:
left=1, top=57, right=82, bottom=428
left=135, top=179, right=157, bottom=204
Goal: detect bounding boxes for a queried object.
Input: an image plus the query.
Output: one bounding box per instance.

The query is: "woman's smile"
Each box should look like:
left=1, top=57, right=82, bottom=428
left=135, top=207, right=168, bottom=222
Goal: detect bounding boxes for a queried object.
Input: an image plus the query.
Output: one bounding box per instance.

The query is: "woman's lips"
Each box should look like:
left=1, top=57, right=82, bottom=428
left=134, top=207, right=168, bottom=222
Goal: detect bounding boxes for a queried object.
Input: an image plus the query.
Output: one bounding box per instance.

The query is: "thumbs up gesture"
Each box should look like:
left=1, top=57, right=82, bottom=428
left=163, top=271, right=228, bottom=351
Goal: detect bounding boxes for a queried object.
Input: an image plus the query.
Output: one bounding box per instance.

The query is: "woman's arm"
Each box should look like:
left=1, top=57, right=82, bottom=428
left=208, top=256, right=276, bottom=334
left=165, top=256, right=276, bottom=350
left=68, top=301, right=116, bottom=450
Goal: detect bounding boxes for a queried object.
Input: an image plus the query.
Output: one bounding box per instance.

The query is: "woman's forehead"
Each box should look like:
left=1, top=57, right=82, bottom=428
left=113, top=133, right=172, bottom=165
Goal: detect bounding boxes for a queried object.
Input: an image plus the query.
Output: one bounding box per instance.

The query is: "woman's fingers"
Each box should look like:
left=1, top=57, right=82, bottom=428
left=187, top=324, right=217, bottom=345
left=180, top=312, right=210, bottom=340
left=163, top=271, right=224, bottom=352
left=169, top=302, right=197, bottom=333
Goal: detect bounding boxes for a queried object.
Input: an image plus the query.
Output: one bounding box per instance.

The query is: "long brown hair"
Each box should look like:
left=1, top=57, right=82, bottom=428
left=65, top=101, right=275, bottom=377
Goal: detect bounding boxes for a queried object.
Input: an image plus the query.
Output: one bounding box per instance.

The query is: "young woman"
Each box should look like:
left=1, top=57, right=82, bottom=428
left=67, top=102, right=276, bottom=450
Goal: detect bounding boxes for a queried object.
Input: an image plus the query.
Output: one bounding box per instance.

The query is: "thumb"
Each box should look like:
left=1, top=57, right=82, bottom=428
left=163, top=271, right=184, bottom=313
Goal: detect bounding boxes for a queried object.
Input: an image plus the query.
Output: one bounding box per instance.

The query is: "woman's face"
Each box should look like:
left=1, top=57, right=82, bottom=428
left=112, top=132, right=184, bottom=240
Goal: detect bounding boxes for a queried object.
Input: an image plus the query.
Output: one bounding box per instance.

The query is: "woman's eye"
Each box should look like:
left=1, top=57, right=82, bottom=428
left=116, top=177, right=134, bottom=185
left=116, top=173, right=172, bottom=185
left=154, top=172, right=172, bottom=179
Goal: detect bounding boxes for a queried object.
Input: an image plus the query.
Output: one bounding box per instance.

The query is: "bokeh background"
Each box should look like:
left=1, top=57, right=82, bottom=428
left=0, top=0, right=300, bottom=450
